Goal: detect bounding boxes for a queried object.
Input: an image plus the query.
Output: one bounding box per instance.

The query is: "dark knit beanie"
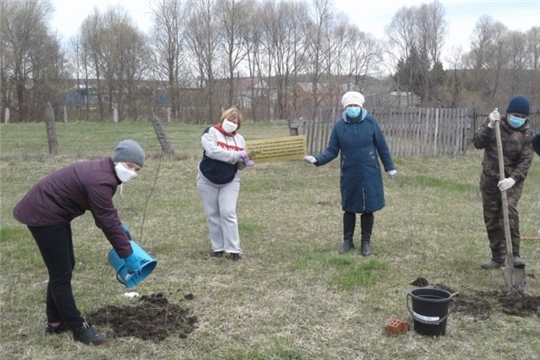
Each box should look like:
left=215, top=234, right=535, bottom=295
left=112, top=140, right=145, bottom=168
left=506, top=95, right=530, bottom=116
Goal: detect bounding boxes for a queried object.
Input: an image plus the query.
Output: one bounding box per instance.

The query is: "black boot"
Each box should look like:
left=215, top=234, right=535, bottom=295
left=512, top=242, right=525, bottom=267
left=339, top=212, right=356, bottom=254
left=360, top=212, right=374, bottom=256
left=72, top=320, right=107, bottom=346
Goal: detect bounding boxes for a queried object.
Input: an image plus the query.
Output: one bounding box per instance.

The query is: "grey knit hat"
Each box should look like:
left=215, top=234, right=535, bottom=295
left=112, top=140, right=145, bottom=168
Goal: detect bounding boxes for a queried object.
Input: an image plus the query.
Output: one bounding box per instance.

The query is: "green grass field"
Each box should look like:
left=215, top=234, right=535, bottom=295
left=1, top=121, right=539, bottom=359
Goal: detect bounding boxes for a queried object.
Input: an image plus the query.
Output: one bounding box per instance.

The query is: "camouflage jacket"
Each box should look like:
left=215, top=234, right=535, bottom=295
left=472, top=116, right=534, bottom=182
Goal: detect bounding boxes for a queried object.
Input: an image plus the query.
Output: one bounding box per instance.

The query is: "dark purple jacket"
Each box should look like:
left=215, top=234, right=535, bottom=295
left=13, top=157, right=133, bottom=258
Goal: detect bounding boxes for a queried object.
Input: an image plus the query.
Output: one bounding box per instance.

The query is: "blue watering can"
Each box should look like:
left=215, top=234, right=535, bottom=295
left=107, top=224, right=158, bottom=288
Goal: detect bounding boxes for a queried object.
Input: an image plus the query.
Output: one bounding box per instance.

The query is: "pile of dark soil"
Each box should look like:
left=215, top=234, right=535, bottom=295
left=498, top=291, right=540, bottom=316
left=411, top=279, right=540, bottom=320
left=87, top=293, right=198, bottom=342
left=453, top=290, right=540, bottom=319
left=452, top=292, right=493, bottom=320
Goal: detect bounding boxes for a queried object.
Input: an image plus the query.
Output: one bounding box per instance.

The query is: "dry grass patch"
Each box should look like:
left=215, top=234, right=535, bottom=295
left=1, top=122, right=540, bottom=359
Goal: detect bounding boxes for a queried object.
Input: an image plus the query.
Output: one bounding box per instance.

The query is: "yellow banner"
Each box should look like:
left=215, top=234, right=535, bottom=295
left=245, top=135, right=306, bottom=163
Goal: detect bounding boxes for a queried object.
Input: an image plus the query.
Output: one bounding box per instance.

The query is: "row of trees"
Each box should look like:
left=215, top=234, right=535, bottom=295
left=389, top=4, right=540, bottom=108
left=1, top=0, right=539, bottom=124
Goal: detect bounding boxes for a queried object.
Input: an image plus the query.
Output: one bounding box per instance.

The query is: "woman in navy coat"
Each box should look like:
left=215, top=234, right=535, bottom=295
left=304, top=91, right=396, bottom=256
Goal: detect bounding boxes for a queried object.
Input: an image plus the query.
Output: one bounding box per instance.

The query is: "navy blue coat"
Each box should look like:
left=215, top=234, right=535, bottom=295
left=315, top=109, right=394, bottom=213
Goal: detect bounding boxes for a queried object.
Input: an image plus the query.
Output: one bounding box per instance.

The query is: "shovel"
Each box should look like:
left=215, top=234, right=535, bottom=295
left=493, top=116, right=526, bottom=291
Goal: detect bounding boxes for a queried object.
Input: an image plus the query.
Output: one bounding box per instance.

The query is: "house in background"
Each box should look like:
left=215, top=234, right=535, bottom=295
left=367, top=91, right=421, bottom=108
left=61, top=79, right=101, bottom=106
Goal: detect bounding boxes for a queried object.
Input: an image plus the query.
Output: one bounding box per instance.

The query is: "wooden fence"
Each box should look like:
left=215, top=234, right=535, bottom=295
left=299, top=106, right=540, bottom=158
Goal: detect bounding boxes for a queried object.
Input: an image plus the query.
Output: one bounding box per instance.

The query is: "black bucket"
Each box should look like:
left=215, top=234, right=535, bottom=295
left=406, top=288, right=453, bottom=336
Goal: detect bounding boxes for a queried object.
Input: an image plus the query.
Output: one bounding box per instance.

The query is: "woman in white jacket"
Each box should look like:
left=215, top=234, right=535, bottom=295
left=197, top=107, right=254, bottom=260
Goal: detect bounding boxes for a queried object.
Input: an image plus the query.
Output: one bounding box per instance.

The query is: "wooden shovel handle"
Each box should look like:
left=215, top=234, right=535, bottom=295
left=494, top=121, right=514, bottom=268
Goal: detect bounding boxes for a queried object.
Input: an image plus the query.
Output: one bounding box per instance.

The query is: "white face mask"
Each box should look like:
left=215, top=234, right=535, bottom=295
left=222, top=119, right=238, bottom=133
left=115, top=163, right=138, bottom=183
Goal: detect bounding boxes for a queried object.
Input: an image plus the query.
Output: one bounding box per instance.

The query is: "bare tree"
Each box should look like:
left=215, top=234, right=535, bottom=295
left=80, top=9, right=106, bottom=120
left=217, top=0, right=254, bottom=108
left=78, top=6, right=150, bottom=122
left=333, top=21, right=381, bottom=90
left=254, top=1, right=277, bottom=121
left=28, top=30, right=66, bottom=116
left=1, top=0, right=58, bottom=122
left=416, top=1, right=447, bottom=105
left=244, top=4, right=264, bottom=120
left=65, top=34, right=85, bottom=120
left=257, top=1, right=309, bottom=120
left=101, top=6, right=150, bottom=121
left=285, top=2, right=309, bottom=120
left=445, top=46, right=465, bottom=107
left=487, top=23, right=510, bottom=99
left=184, top=0, right=220, bottom=122
left=525, top=26, right=540, bottom=105
left=385, top=6, right=417, bottom=106
left=304, top=0, right=336, bottom=114
left=1, top=0, right=10, bottom=123
left=526, top=26, right=540, bottom=70
left=0, top=36, right=7, bottom=123
left=386, top=2, right=447, bottom=106
left=506, top=31, right=528, bottom=95
left=149, top=0, right=192, bottom=121
left=466, top=15, right=502, bottom=92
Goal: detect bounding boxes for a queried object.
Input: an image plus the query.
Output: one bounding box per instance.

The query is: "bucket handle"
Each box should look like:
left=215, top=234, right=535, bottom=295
left=406, top=293, right=451, bottom=325
left=115, top=258, right=150, bottom=285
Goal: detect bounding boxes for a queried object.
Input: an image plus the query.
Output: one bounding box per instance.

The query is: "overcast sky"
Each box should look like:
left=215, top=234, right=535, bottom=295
left=50, top=0, right=540, bottom=63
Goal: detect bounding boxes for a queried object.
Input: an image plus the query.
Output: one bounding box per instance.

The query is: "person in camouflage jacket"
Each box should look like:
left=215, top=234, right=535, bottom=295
left=472, top=95, right=534, bottom=270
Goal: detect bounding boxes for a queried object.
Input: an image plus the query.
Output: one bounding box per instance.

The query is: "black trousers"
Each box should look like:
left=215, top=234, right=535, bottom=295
left=29, top=224, right=83, bottom=330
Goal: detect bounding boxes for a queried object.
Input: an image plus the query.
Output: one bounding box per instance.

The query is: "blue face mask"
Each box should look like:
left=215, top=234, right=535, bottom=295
left=508, top=115, right=526, bottom=128
left=345, top=107, right=361, bottom=118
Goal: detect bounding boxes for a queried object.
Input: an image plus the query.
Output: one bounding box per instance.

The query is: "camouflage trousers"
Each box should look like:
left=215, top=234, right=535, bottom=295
left=480, top=172, right=523, bottom=261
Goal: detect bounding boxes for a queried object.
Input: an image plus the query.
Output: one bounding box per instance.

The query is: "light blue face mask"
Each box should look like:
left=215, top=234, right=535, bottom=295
left=345, top=107, right=361, bottom=118
left=508, top=115, right=526, bottom=128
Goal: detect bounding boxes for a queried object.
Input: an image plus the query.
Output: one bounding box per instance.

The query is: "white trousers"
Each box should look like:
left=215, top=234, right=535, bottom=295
left=197, top=171, right=241, bottom=253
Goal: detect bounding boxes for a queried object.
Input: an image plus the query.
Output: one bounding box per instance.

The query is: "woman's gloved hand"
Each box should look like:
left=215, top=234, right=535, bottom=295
left=387, top=169, right=397, bottom=180
left=121, top=224, right=132, bottom=239
left=123, top=253, right=142, bottom=276
left=238, top=150, right=248, bottom=160
left=303, top=155, right=317, bottom=164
